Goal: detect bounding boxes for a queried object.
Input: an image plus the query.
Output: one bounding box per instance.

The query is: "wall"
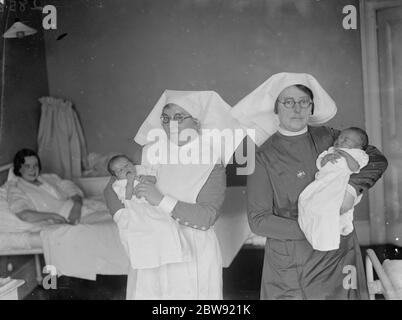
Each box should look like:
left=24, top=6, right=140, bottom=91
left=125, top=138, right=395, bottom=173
left=0, top=0, right=48, bottom=296
left=45, top=0, right=370, bottom=219
left=0, top=1, right=49, bottom=179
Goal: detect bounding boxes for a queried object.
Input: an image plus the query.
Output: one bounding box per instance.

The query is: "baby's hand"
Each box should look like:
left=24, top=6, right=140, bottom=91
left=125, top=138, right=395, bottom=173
left=138, top=175, right=157, bottom=184
left=320, top=153, right=341, bottom=167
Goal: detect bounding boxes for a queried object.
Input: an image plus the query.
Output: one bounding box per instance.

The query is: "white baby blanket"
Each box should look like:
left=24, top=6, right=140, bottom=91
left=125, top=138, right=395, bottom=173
left=298, top=147, right=369, bottom=251
left=112, top=177, right=190, bottom=270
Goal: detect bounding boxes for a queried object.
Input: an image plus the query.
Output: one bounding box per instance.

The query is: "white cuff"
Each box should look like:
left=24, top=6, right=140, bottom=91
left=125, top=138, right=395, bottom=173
left=347, top=184, right=363, bottom=205
left=112, top=208, right=127, bottom=223
left=346, top=184, right=358, bottom=200
left=158, top=195, right=178, bottom=214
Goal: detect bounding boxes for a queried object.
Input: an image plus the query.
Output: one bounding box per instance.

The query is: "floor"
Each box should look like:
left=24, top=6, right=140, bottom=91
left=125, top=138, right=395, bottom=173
left=25, top=246, right=264, bottom=300
left=24, top=244, right=402, bottom=300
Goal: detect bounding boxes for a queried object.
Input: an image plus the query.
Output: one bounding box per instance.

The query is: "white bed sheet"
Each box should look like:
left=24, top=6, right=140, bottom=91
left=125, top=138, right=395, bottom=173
left=0, top=231, right=42, bottom=252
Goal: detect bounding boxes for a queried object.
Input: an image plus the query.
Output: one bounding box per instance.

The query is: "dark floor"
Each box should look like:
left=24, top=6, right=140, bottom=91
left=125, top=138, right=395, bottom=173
left=24, top=244, right=402, bottom=300
left=25, top=246, right=264, bottom=300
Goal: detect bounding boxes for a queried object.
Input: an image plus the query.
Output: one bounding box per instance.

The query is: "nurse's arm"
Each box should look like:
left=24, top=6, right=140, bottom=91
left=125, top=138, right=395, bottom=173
left=247, top=153, right=305, bottom=240
left=329, top=127, right=388, bottom=194
left=104, top=176, right=124, bottom=217
left=348, top=145, right=388, bottom=194
left=157, top=164, right=226, bottom=231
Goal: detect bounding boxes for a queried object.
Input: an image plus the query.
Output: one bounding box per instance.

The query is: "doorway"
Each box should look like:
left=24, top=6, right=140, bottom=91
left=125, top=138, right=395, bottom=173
left=360, top=0, right=402, bottom=245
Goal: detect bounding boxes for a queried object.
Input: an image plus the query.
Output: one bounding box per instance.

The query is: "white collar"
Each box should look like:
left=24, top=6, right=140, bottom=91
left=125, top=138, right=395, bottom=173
left=278, top=126, right=308, bottom=136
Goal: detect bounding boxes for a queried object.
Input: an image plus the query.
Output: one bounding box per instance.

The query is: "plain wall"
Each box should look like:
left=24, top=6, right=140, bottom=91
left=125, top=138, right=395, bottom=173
left=0, top=2, right=49, bottom=181
left=45, top=0, right=369, bottom=219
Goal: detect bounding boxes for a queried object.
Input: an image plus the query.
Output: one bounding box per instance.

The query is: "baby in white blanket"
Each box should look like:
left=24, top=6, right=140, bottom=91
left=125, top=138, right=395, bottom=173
left=298, top=127, right=369, bottom=251
left=108, top=155, right=189, bottom=269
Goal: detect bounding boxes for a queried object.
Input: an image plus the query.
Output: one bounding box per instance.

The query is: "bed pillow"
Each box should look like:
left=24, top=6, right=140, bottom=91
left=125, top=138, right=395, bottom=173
left=0, top=183, right=41, bottom=233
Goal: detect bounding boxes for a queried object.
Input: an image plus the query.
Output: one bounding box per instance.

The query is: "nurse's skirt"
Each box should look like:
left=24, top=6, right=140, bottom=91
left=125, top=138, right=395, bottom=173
left=261, top=230, right=369, bottom=300
left=126, top=226, right=222, bottom=300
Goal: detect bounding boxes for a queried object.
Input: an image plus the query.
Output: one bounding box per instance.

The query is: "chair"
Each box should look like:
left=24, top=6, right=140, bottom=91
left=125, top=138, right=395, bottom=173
left=365, top=249, right=402, bottom=300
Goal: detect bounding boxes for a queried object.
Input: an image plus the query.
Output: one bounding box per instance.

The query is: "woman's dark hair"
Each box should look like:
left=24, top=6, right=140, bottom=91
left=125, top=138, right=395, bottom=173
left=13, top=149, right=42, bottom=176
left=274, top=84, right=315, bottom=115
left=347, top=127, right=369, bottom=150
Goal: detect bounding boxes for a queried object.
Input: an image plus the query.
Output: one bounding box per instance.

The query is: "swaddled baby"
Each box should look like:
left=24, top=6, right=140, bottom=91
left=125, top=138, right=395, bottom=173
left=108, top=155, right=190, bottom=269
left=298, top=127, right=369, bottom=251
left=108, top=155, right=157, bottom=203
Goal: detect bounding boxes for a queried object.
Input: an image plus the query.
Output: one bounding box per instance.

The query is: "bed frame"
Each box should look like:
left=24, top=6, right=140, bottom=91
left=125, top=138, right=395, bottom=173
left=0, top=163, right=111, bottom=287
left=0, top=163, right=44, bottom=285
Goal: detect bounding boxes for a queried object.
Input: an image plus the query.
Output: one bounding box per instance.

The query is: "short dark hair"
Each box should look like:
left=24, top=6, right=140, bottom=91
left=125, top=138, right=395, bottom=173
left=13, top=149, right=42, bottom=177
left=347, top=127, right=369, bottom=150
left=274, top=84, right=315, bottom=115
left=107, top=154, right=130, bottom=177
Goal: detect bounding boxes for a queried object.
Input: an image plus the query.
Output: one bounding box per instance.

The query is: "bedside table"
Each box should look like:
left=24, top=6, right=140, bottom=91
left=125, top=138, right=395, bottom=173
left=0, top=278, right=25, bottom=300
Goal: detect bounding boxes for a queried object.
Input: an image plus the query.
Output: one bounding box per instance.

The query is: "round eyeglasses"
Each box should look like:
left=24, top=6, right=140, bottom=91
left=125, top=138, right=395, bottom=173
left=160, top=113, right=193, bottom=124
left=277, top=98, right=312, bottom=110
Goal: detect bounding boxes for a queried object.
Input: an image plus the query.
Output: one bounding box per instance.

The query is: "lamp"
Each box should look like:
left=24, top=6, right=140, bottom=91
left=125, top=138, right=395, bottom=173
left=3, top=20, right=37, bottom=39
left=0, top=6, right=38, bottom=141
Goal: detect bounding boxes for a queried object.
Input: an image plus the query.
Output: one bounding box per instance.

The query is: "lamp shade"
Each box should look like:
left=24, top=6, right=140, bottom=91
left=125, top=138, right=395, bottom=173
left=3, top=21, right=37, bottom=38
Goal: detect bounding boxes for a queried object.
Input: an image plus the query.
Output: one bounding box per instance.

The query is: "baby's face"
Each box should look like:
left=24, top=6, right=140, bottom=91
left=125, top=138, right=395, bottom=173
left=334, top=130, right=362, bottom=149
left=111, top=158, right=136, bottom=180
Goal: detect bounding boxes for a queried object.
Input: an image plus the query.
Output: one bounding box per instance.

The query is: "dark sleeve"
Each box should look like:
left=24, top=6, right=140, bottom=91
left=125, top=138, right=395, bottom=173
left=170, top=164, right=226, bottom=231
left=328, top=126, right=388, bottom=194
left=103, top=176, right=124, bottom=217
left=349, top=145, right=388, bottom=194
left=247, top=152, right=306, bottom=240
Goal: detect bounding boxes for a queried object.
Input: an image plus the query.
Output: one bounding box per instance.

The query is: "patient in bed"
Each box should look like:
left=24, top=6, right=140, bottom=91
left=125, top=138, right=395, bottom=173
left=7, top=149, right=94, bottom=226
left=108, top=155, right=190, bottom=269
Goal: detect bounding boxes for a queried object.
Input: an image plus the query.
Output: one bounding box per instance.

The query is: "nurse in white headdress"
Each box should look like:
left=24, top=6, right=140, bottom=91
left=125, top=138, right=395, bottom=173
left=231, top=72, right=388, bottom=300
left=105, top=90, right=242, bottom=300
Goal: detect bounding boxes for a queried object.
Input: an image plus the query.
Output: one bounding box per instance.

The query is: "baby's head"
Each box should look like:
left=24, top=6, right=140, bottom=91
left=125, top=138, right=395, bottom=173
left=107, top=155, right=136, bottom=180
left=334, top=127, right=369, bottom=150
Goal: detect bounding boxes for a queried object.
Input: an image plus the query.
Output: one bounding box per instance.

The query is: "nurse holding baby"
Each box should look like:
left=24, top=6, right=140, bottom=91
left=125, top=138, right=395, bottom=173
left=230, top=72, right=388, bottom=299
left=104, top=90, right=242, bottom=300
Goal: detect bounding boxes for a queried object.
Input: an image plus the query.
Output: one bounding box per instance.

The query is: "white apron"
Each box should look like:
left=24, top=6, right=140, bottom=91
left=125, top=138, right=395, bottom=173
left=125, top=139, right=223, bottom=300
left=113, top=179, right=191, bottom=270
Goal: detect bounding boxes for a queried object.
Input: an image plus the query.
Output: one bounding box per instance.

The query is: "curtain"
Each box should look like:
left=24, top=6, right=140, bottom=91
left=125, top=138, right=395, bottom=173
left=38, top=96, right=88, bottom=179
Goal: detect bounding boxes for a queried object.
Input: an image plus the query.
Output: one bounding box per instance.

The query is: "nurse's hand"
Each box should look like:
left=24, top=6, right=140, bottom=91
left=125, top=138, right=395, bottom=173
left=320, top=153, right=341, bottom=166
left=137, top=175, right=157, bottom=184
left=133, top=181, right=163, bottom=206
left=334, top=149, right=360, bottom=172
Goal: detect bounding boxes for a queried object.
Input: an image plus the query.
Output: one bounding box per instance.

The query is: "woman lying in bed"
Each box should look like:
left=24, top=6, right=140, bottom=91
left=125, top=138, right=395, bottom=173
left=7, top=149, right=85, bottom=225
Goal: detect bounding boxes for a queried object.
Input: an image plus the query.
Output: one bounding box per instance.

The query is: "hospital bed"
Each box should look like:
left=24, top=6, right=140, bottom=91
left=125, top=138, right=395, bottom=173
left=0, top=163, right=43, bottom=286
left=0, top=166, right=128, bottom=294
left=0, top=163, right=255, bottom=292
